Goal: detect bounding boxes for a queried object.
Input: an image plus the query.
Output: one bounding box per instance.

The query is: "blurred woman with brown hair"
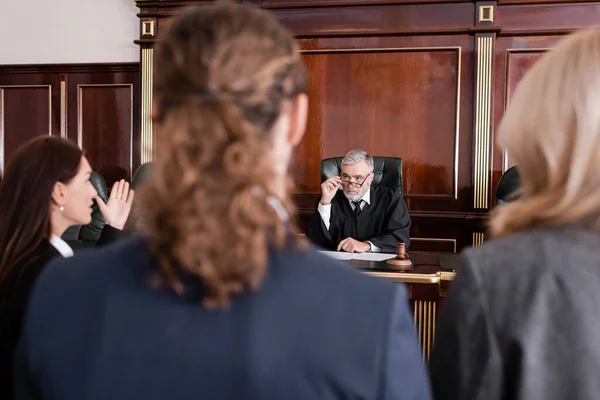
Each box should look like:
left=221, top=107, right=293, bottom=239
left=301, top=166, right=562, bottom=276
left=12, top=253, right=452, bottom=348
left=13, top=2, right=430, bottom=400
left=430, top=29, right=600, bottom=400
left=0, top=136, right=133, bottom=399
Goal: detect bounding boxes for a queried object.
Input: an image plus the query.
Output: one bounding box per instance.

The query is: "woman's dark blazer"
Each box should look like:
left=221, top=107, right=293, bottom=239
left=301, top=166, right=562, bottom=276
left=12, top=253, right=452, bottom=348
left=0, top=225, right=122, bottom=399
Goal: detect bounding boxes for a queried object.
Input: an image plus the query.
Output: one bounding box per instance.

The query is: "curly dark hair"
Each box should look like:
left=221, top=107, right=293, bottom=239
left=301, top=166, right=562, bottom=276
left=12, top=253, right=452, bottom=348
left=143, top=1, right=309, bottom=309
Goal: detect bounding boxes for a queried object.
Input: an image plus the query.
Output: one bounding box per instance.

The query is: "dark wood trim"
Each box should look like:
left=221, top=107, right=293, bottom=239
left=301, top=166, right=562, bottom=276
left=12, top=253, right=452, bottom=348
left=497, top=28, right=577, bottom=36
left=136, top=0, right=471, bottom=7
left=469, top=27, right=502, bottom=33
left=0, top=63, right=140, bottom=74
left=260, top=0, right=473, bottom=8
left=498, top=0, right=598, bottom=4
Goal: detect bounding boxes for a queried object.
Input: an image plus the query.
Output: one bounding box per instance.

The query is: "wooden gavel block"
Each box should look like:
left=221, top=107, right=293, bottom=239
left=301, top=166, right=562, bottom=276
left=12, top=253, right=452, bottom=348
left=386, top=242, right=413, bottom=270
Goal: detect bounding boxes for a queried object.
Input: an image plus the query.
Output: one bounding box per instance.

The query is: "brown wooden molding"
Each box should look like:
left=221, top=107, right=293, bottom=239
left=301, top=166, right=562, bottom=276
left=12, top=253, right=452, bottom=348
left=498, top=0, right=598, bottom=4
left=0, top=63, right=139, bottom=74
left=496, top=28, right=578, bottom=36
left=260, top=0, right=472, bottom=8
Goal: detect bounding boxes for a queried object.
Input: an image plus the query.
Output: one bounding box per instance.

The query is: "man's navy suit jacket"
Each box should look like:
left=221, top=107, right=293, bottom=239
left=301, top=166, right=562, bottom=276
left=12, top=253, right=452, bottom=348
left=15, top=236, right=431, bottom=400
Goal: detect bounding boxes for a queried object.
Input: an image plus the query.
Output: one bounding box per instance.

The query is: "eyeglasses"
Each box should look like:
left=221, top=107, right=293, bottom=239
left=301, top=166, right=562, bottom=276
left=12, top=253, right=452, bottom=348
left=341, top=174, right=371, bottom=188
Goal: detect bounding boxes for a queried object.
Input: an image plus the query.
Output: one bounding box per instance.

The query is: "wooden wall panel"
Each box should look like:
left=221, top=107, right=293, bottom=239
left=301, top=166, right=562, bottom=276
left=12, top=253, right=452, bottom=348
left=491, top=36, right=560, bottom=200
left=0, top=64, right=140, bottom=187
left=296, top=34, right=475, bottom=218
left=74, top=84, right=134, bottom=187
left=137, top=0, right=600, bottom=252
left=302, top=48, right=459, bottom=198
left=274, top=3, right=474, bottom=37
left=410, top=238, right=457, bottom=253
left=0, top=86, right=53, bottom=172
left=0, top=72, right=61, bottom=173
left=496, top=3, right=600, bottom=32
left=261, top=0, right=471, bottom=7
left=66, top=67, right=139, bottom=187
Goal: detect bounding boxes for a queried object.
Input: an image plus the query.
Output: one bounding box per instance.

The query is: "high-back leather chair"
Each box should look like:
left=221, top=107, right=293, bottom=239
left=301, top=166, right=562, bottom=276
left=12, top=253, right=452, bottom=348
left=495, top=166, right=520, bottom=206
left=62, top=171, right=109, bottom=246
left=123, top=162, right=154, bottom=233
left=320, top=156, right=403, bottom=195
left=131, top=162, right=154, bottom=190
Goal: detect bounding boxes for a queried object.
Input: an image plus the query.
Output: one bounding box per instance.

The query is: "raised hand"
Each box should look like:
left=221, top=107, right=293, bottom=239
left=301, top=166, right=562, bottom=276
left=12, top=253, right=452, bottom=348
left=320, top=176, right=341, bottom=206
left=96, top=179, right=135, bottom=230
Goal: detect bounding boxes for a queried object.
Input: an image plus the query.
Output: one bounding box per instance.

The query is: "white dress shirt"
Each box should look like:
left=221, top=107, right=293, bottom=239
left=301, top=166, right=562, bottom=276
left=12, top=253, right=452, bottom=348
left=49, top=234, right=74, bottom=258
left=317, top=189, right=381, bottom=253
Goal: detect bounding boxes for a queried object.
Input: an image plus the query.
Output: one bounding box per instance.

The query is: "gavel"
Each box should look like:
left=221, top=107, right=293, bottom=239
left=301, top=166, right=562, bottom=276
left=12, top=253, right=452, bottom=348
left=386, top=242, right=412, bottom=270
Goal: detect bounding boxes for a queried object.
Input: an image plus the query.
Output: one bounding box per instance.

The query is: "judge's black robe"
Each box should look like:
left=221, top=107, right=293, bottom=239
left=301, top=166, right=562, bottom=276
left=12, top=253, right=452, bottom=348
left=306, top=186, right=410, bottom=253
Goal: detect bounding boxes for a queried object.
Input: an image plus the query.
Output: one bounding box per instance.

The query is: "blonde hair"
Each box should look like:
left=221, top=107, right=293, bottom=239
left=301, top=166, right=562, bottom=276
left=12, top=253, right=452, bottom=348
left=492, top=29, right=600, bottom=237
left=142, top=1, right=308, bottom=309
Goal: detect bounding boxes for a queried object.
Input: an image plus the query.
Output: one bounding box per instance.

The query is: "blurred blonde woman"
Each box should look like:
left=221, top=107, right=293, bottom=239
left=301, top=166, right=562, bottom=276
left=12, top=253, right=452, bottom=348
left=13, top=3, right=430, bottom=400
left=430, top=29, right=600, bottom=400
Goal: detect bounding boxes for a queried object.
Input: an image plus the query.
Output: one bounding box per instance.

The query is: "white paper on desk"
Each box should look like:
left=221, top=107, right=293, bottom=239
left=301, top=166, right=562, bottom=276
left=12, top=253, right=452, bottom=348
left=318, top=251, right=355, bottom=260
left=318, top=251, right=396, bottom=262
left=351, top=253, right=397, bottom=261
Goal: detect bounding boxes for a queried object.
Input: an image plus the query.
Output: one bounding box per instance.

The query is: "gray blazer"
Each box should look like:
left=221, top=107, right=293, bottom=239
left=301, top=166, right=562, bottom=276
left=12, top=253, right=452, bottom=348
left=430, top=227, right=600, bottom=400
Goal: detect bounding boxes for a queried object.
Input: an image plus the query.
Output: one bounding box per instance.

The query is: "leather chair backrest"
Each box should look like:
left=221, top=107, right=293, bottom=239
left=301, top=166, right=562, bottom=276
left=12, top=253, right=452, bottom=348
left=124, top=162, right=154, bottom=233
left=62, top=171, right=109, bottom=242
left=131, top=162, right=154, bottom=190
left=495, top=165, right=521, bottom=206
left=320, top=156, right=403, bottom=195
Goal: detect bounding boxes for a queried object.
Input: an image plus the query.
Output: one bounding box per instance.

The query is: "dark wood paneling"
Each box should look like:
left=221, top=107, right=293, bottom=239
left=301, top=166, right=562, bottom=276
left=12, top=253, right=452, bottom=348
left=0, top=64, right=140, bottom=186
left=298, top=35, right=474, bottom=216
left=496, top=3, right=600, bottom=34
left=274, top=3, right=474, bottom=37
left=491, top=36, right=561, bottom=202
left=410, top=238, right=457, bottom=253
left=498, top=0, right=599, bottom=4
left=303, top=49, right=458, bottom=198
left=0, top=86, right=54, bottom=171
left=0, top=71, right=62, bottom=174
left=68, top=71, right=138, bottom=187
left=261, top=0, right=471, bottom=7
left=138, top=0, right=600, bottom=252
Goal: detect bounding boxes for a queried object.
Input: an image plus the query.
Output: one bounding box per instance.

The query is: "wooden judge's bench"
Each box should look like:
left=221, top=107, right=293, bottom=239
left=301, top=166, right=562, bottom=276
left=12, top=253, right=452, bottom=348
left=346, top=251, right=458, bottom=360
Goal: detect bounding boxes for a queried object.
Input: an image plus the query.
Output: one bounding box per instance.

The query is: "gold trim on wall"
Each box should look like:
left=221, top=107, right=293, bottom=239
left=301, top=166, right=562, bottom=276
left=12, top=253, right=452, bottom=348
left=77, top=84, right=134, bottom=177
left=474, top=36, right=493, bottom=209
left=502, top=48, right=550, bottom=172
left=0, top=85, right=52, bottom=171
left=410, top=237, right=457, bottom=253
left=300, top=46, right=462, bottom=199
left=141, top=47, right=154, bottom=164
left=141, top=19, right=156, bottom=37
left=472, top=232, right=485, bottom=247
left=478, top=5, right=494, bottom=23
left=60, top=81, right=67, bottom=137
left=414, top=300, right=436, bottom=360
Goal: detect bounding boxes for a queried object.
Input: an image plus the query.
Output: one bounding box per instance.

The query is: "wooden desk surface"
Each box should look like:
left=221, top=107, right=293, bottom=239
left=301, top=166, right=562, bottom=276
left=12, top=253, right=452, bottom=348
left=350, top=251, right=459, bottom=284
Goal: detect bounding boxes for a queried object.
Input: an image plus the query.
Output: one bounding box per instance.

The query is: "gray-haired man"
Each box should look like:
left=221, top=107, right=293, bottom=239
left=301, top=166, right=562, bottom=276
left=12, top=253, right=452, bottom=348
left=307, top=149, right=411, bottom=253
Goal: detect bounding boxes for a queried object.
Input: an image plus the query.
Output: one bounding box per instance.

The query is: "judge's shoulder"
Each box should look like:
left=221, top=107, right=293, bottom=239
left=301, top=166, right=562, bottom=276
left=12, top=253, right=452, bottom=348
left=372, top=185, right=403, bottom=202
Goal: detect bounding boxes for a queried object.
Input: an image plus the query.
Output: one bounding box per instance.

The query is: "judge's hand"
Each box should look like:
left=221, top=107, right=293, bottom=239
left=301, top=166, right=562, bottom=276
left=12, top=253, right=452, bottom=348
left=337, top=237, right=371, bottom=253
left=96, top=179, right=135, bottom=230
left=320, top=176, right=341, bottom=205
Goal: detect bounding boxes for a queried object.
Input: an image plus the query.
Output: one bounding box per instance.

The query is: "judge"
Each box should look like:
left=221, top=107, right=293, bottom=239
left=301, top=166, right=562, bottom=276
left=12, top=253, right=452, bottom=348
left=307, top=149, right=411, bottom=253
